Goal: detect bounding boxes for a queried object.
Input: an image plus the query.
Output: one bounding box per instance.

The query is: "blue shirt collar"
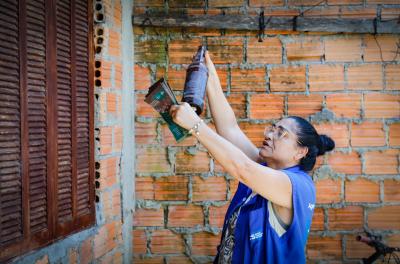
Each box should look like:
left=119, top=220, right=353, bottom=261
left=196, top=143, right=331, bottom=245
left=260, top=162, right=301, bottom=172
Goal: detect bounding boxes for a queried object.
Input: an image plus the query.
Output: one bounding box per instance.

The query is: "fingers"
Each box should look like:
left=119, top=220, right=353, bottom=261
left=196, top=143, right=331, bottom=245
left=181, top=102, right=190, bottom=108
left=204, top=51, right=218, bottom=75
left=170, top=104, right=178, bottom=111
left=170, top=104, right=186, bottom=127
left=205, top=50, right=213, bottom=66
left=169, top=104, right=179, bottom=117
left=169, top=103, right=186, bottom=117
left=205, top=50, right=210, bottom=62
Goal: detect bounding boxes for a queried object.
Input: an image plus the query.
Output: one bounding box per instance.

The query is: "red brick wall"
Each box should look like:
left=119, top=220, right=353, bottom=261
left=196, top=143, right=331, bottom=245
left=133, top=1, right=400, bottom=263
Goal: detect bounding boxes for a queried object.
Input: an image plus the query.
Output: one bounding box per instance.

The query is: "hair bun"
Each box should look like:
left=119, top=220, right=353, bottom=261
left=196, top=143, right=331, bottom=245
left=318, top=134, right=335, bottom=155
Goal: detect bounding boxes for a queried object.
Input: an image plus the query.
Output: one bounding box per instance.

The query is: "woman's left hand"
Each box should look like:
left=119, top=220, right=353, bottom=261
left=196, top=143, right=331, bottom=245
left=169, top=102, right=201, bottom=130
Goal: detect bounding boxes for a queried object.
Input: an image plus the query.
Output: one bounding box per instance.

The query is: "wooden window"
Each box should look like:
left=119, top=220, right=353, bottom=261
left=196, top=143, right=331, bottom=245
left=0, top=0, right=94, bottom=261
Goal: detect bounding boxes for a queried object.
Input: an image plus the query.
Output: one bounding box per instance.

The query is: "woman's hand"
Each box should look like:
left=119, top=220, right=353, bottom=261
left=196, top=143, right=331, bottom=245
left=205, top=50, right=221, bottom=95
left=205, top=50, right=218, bottom=78
left=170, top=102, right=201, bottom=130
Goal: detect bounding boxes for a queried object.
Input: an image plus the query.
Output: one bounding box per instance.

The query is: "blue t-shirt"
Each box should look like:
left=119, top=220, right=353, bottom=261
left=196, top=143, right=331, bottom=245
left=214, top=164, right=316, bottom=264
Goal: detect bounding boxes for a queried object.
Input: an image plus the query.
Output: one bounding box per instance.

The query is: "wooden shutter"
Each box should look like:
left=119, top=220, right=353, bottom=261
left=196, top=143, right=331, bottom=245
left=0, top=0, right=94, bottom=261
left=55, top=0, right=94, bottom=236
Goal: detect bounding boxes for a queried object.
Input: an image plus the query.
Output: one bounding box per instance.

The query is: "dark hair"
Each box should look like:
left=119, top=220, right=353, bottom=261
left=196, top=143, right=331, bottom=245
left=288, top=116, right=335, bottom=172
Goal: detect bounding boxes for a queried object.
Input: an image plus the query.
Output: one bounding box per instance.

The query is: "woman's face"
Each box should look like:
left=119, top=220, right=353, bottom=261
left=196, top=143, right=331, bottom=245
left=259, top=118, right=306, bottom=166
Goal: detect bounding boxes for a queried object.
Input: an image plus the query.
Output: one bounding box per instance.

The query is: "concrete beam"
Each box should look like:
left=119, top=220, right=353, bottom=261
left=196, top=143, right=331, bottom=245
left=132, top=14, right=400, bottom=34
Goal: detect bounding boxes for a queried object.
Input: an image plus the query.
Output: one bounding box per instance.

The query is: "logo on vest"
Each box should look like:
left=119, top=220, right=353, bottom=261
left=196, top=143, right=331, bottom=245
left=308, top=203, right=315, bottom=211
left=250, top=232, right=263, bottom=241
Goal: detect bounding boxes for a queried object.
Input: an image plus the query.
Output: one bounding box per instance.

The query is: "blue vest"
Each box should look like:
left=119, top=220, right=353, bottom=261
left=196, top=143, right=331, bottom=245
left=214, top=165, right=316, bottom=264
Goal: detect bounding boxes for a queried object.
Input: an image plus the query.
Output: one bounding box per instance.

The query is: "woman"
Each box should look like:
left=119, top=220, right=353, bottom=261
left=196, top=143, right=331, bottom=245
left=170, top=51, right=335, bottom=264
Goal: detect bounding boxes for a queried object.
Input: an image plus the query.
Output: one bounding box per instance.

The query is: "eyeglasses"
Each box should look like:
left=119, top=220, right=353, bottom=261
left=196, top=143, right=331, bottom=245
left=264, top=124, right=301, bottom=145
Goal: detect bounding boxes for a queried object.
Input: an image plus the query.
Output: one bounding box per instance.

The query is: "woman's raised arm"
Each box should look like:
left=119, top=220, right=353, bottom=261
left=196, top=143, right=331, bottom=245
left=205, top=51, right=260, bottom=162
left=170, top=103, right=292, bottom=209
